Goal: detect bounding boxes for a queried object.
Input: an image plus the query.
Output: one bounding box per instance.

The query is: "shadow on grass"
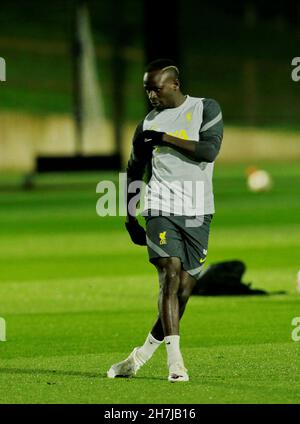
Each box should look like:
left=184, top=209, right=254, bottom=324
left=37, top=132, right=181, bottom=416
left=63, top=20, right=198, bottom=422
left=0, top=368, right=166, bottom=381
left=0, top=368, right=103, bottom=379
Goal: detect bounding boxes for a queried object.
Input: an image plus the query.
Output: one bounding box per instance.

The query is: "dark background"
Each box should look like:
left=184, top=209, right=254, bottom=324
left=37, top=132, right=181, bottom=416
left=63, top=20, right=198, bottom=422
left=1, top=0, right=299, bottom=128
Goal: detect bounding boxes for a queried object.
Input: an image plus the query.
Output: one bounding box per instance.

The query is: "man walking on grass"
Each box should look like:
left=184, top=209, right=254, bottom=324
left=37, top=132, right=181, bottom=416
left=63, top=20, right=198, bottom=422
left=107, top=59, right=223, bottom=382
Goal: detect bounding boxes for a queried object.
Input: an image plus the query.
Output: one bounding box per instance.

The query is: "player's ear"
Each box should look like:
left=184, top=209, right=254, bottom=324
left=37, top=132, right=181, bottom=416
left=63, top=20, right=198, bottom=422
left=173, top=78, right=180, bottom=90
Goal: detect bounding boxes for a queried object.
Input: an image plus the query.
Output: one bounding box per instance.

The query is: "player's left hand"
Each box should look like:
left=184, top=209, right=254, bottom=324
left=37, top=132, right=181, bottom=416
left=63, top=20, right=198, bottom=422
left=141, top=130, right=165, bottom=146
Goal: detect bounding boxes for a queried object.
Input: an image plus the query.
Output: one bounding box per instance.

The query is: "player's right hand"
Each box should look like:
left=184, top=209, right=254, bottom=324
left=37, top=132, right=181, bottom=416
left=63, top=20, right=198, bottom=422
left=125, top=218, right=147, bottom=246
left=132, top=132, right=153, bottom=159
left=142, top=130, right=165, bottom=146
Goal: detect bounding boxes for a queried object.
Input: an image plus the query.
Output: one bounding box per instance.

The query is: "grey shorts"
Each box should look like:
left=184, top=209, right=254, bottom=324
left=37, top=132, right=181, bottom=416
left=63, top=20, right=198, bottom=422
left=145, top=213, right=212, bottom=280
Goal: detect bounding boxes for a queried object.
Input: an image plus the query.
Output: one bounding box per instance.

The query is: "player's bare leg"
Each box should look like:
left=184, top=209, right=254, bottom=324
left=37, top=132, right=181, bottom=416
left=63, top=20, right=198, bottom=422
left=155, top=257, right=182, bottom=335
left=150, top=269, right=197, bottom=341
left=151, top=257, right=190, bottom=381
left=107, top=260, right=195, bottom=381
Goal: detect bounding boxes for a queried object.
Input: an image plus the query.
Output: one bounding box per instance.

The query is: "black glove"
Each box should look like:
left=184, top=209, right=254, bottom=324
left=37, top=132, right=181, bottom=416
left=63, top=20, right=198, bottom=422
left=132, top=130, right=165, bottom=160
left=125, top=218, right=147, bottom=246
left=141, top=130, right=165, bottom=147
left=132, top=131, right=153, bottom=159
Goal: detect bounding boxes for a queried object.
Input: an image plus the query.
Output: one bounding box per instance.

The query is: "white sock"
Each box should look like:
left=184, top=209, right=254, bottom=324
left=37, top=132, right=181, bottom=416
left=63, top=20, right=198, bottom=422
left=136, top=333, right=163, bottom=363
left=164, top=335, right=184, bottom=367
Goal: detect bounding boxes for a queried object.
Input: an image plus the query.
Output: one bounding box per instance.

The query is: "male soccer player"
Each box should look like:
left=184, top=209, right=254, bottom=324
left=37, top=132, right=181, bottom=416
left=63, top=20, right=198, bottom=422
left=107, top=59, right=223, bottom=382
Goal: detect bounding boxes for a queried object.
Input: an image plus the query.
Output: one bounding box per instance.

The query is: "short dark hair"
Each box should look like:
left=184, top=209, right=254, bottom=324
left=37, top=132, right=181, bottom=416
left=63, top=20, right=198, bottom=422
left=145, top=59, right=179, bottom=77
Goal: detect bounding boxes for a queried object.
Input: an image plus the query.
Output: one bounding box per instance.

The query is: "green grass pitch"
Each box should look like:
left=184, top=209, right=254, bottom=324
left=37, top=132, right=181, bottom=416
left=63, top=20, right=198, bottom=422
left=0, top=162, right=300, bottom=404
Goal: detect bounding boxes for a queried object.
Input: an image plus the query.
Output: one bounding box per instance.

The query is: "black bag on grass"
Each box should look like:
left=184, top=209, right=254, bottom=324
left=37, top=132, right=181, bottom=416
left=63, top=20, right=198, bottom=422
left=192, top=260, right=268, bottom=296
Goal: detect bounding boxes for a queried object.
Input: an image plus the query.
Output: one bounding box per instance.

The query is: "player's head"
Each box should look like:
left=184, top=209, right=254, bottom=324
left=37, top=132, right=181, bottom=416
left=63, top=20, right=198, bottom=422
left=143, top=59, right=181, bottom=110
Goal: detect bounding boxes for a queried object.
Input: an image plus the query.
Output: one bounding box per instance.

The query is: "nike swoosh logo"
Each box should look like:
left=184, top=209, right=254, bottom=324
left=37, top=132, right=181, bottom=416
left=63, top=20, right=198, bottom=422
left=199, top=258, right=206, bottom=263
left=144, top=138, right=152, bottom=142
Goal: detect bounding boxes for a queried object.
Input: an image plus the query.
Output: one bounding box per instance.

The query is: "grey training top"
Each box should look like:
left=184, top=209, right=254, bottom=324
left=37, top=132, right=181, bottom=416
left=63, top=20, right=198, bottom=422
left=127, top=95, right=223, bottom=216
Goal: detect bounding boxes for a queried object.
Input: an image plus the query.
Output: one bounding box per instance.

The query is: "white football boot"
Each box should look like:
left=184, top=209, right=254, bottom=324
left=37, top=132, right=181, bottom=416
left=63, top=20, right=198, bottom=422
left=168, top=362, right=189, bottom=382
left=107, top=347, right=145, bottom=378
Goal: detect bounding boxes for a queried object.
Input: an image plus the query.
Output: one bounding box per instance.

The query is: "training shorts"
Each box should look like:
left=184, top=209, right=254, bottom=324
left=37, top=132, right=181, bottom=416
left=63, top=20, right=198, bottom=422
left=145, top=212, right=212, bottom=280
